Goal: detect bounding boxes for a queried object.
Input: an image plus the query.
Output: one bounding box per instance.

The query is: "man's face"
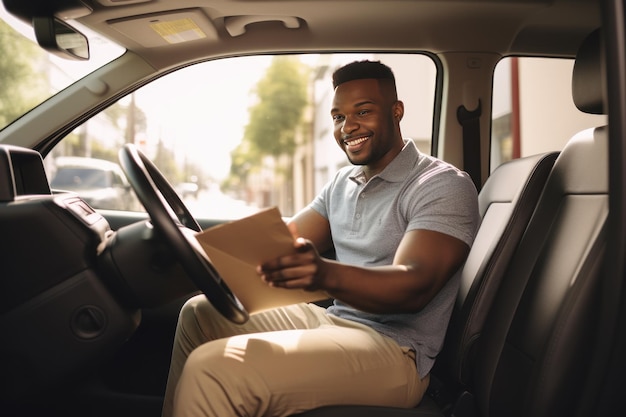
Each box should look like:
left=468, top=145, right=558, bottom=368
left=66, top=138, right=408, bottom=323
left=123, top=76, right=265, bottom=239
left=330, top=78, right=402, bottom=169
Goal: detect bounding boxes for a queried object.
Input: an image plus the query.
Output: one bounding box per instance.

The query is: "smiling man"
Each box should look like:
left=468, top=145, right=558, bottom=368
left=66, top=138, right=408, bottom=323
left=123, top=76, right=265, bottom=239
left=162, top=60, right=479, bottom=417
left=331, top=65, right=404, bottom=176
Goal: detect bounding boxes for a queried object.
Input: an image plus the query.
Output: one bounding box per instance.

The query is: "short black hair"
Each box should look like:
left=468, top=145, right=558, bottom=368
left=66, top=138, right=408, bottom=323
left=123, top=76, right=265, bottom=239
left=332, top=60, right=396, bottom=89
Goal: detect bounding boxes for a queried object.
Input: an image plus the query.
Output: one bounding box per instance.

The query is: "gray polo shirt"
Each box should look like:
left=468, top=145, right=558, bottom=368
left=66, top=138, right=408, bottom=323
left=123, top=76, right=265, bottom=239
left=310, top=139, right=479, bottom=377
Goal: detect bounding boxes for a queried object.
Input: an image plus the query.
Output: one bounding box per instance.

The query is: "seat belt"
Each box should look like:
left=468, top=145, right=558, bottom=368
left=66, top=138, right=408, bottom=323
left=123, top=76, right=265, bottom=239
left=457, top=99, right=482, bottom=191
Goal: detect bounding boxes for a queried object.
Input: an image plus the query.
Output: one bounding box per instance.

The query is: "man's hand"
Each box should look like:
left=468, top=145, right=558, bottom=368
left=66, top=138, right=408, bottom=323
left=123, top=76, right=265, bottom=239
left=256, top=207, right=470, bottom=314
left=257, top=224, right=329, bottom=291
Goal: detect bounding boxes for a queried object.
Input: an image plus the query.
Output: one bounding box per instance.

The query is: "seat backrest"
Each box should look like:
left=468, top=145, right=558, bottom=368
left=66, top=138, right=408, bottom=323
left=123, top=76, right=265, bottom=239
left=433, top=151, right=558, bottom=392
left=471, top=28, right=607, bottom=417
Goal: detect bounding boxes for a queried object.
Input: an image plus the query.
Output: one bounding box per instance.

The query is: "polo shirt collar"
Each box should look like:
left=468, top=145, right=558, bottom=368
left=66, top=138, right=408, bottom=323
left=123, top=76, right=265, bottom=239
left=349, top=139, right=419, bottom=184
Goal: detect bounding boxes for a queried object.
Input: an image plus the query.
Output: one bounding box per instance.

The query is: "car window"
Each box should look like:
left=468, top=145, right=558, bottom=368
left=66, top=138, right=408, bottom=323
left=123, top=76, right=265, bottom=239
left=47, top=54, right=437, bottom=217
left=491, top=56, right=607, bottom=170
left=0, top=6, right=124, bottom=129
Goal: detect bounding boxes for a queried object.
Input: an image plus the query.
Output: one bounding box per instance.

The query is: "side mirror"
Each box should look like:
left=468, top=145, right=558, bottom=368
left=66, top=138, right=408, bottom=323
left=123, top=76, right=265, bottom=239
left=33, top=17, right=89, bottom=61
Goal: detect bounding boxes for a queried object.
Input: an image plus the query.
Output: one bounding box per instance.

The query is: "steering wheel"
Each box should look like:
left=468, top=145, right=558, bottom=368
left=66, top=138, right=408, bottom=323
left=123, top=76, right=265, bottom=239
left=118, top=143, right=249, bottom=324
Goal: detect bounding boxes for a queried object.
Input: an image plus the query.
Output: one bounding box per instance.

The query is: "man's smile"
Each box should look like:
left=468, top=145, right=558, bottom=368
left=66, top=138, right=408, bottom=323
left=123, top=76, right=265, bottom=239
left=343, top=135, right=370, bottom=151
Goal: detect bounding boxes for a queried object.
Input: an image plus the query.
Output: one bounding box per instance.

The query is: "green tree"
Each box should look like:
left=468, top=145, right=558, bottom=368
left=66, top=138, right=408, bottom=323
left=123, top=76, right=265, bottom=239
left=223, top=139, right=256, bottom=191
left=226, top=56, right=309, bottom=189
left=0, top=20, right=48, bottom=127
left=244, top=56, right=309, bottom=157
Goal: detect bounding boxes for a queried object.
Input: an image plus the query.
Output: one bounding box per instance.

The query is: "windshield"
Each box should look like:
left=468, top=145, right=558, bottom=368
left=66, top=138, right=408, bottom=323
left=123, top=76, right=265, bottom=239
left=0, top=4, right=125, bottom=130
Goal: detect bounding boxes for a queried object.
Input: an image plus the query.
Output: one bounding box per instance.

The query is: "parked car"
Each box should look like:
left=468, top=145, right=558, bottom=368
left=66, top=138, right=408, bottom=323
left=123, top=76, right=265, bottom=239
left=0, top=0, right=624, bottom=417
left=50, top=156, right=139, bottom=210
left=175, top=182, right=199, bottom=199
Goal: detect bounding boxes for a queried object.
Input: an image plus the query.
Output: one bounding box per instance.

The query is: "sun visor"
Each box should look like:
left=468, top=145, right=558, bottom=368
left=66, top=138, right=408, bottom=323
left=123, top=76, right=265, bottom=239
left=109, top=9, right=218, bottom=48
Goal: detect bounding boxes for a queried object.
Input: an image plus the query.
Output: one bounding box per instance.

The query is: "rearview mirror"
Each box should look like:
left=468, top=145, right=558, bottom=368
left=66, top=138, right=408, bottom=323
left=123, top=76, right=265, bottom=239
left=33, top=17, right=90, bottom=61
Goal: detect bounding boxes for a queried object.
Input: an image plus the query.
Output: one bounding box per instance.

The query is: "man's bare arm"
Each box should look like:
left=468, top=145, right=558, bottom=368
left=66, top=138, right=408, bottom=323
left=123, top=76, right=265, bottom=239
left=258, top=228, right=469, bottom=314
left=287, top=207, right=333, bottom=255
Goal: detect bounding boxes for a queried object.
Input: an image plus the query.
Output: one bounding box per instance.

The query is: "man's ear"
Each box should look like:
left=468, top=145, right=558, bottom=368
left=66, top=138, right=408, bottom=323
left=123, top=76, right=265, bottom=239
left=393, top=100, right=405, bottom=121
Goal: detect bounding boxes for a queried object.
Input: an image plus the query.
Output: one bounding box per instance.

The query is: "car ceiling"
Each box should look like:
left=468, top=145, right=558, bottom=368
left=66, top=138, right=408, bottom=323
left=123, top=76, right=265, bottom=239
left=3, top=0, right=602, bottom=71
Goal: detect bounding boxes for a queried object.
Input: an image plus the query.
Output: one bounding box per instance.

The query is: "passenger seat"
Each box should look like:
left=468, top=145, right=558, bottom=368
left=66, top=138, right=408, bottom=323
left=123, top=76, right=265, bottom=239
left=430, top=151, right=558, bottom=407
left=472, top=28, right=607, bottom=417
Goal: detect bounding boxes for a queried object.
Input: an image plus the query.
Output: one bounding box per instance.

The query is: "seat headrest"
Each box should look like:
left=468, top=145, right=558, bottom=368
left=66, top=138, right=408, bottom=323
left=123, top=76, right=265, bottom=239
left=572, top=28, right=605, bottom=115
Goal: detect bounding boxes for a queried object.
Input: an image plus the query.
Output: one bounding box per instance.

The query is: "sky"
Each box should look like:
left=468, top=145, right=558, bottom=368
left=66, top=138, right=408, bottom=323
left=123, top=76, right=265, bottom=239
left=132, top=56, right=273, bottom=180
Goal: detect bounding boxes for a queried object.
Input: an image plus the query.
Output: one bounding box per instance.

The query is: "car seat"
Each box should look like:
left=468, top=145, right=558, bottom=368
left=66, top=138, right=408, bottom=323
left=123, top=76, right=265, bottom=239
left=429, top=151, right=558, bottom=412
left=471, top=27, right=607, bottom=417
left=294, top=27, right=606, bottom=417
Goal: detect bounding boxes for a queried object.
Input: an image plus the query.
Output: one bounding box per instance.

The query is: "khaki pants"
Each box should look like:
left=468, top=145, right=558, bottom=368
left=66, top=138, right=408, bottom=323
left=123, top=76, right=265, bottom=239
left=162, top=295, right=429, bottom=417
